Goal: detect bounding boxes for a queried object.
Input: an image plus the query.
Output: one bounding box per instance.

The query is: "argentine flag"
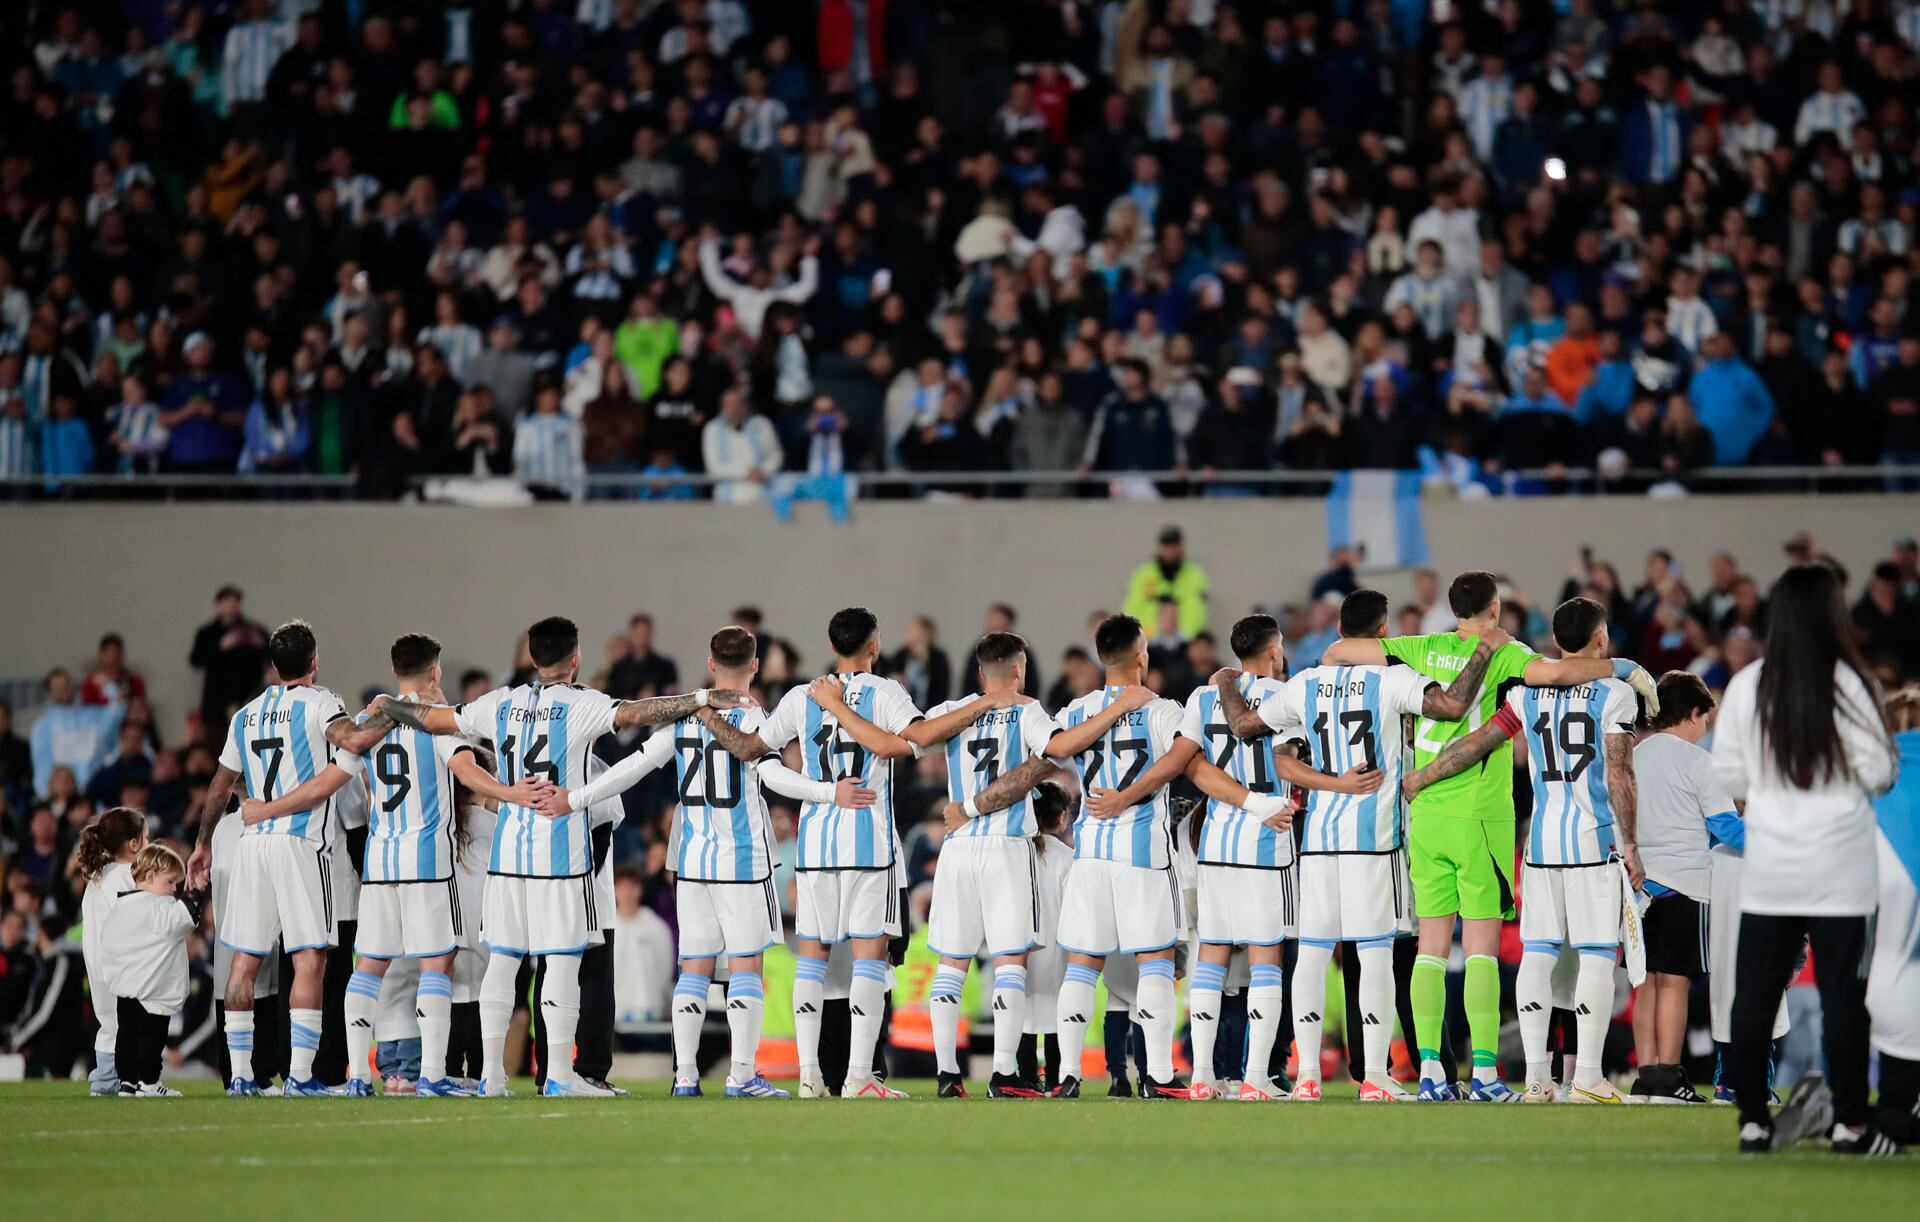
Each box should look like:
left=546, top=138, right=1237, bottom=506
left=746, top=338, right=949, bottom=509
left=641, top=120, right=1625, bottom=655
left=1326, top=470, right=1429, bottom=569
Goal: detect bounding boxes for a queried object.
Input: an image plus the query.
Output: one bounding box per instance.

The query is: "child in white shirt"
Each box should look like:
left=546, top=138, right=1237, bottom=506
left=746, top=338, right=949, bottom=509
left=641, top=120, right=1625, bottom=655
left=102, top=844, right=200, bottom=1097
left=77, top=807, right=148, bottom=1095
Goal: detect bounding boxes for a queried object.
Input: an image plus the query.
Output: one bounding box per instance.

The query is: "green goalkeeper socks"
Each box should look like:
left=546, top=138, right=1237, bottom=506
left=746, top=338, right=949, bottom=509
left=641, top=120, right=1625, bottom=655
left=1465, top=954, right=1501, bottom=1082
left=1410, top=954, right=1447, bottom=1076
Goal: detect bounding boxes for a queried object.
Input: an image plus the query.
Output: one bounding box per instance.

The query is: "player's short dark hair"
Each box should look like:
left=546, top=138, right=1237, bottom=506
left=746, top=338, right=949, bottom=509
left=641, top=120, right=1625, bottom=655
left=1651, top=671, right=1715, bottom=730
left=828, top=607, right=879, bottom=658
left=390, top=633, right=441, bottom=677
left=1339, top=590, right=1391, bottom=637
left=1447, top=571, right=1499, bottom=619
left=1228, top=614, right=1280, bottom=661
left=710, top=625, right=756, bottom=668
left=459, top=668, right=490, bottom=692
left=1094, top=613, right=1145, bottom=667
left=975, top=632, right=1028, bottom=672
left=268, top=620, right=318, bottom=678
left=526, top=616, right=579, bottom=668
left=1551, top=597, right=1609, bottom=653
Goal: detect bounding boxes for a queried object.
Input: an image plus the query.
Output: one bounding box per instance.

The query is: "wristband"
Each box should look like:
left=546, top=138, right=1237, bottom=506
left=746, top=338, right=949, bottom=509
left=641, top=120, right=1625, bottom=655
left=963, top=796, right=981, bottom=819
left=695, top=689, right=711, bottom=709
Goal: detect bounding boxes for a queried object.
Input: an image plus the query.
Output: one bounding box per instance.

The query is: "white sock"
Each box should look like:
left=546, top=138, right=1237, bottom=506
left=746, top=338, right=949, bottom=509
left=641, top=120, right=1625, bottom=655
left=224, top=1009, right=255, bottom=1084
left=991, top=964, right=1027, bottom=1076
left=1055, top=964, right=1100, bottom=1083
left=1355, top=943, right=1397, bottom=1083
left=725, top=971, right=765, bottom=1083
left=929, top=964, right=967, bottom=1075
left=1246, top=963, right=1286, bottom=1085
left=1291, top=943, right=1333, bottom=1084
left=671, top=971, right=710, bottom=1079
left=1517, top=948, right=1557, bottom=1086
left=1573, top=950, right=1616, bottom=1088
left=846, top=959, right=888, bottom=1080
left=417, top=970, right=453, bottom=1083
left=1136, top=959, right=1177, bottom=1082
left=1187, top=960, right=1228, bottom=1085
left=478, top=951, right=521, bottom=1088
left=793, top=955, right=827, bottom=1075
left=540, top=953, right=582, bottom=1086
left=344, top=969, right=382, bottom=1083
left=288, top=1008, right=323, bottom=1082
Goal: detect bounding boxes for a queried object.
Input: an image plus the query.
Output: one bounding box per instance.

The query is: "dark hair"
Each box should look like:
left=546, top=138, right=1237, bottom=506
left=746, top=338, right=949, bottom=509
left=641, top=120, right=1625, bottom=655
left=1550, top=597, right=1609, bottom=654
left=827, top=607, right=879, bottom=658
left=1229, top=613, right=1281, bottom=661
left=1651, top=671, right=1715, bottom=730
left=526, top=616, right=579, bottom=668
left=1339, top=590, right=1391, bottom=637
left=1094, top=614, right=1145, bottom=667
left=989, top=602, right=1017, bottom=623
left=74, top=807, right=145, bottom=881
left=99, top=633, right=124, bottom=650
left=39, top=914, right=70, bottom=943
left=459, top=668, right=490, bottom=692
left=710, top=625, right=756, bottom=669
left=1030, top=780, right=1071, bottom=842
left=1757, top=564, right=1888, bottom=788
left=390, top=632, right=441, bottom=678
left=975, top=632, right=1028, bottom=672
left=1448, top=571, right=1499, bottom=619
left=268, top=620, right=318, bottom=679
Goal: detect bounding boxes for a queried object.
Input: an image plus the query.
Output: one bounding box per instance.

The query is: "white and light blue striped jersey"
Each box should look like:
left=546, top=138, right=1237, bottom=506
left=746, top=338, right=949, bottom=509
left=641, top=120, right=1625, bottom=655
left=1178, top=675, right=1294, bottom=868
left=1502, top=679, right=1639, bottom=866
left=454, top=683, right=621, bottom=878
left=218, top=683, right=350, bottom=845
left=1262, top=665, right=1433, bottom=854
left=1059, top=689, right=1184, bottom=869
left=930, top=695, right=1063, bottom=839
left=760, top=674, right=924, bottom=870
left=358, top=693, right=471, bottom=883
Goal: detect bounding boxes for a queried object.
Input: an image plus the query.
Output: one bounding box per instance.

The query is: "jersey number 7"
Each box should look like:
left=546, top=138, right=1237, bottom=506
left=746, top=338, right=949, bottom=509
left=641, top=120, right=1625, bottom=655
left=1084, top=737, right=1151, bottom=792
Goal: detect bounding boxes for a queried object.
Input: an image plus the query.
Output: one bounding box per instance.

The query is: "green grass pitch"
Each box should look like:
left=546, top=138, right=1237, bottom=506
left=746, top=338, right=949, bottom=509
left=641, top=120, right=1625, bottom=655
left=4, top=1078, right=1914, bottom=1220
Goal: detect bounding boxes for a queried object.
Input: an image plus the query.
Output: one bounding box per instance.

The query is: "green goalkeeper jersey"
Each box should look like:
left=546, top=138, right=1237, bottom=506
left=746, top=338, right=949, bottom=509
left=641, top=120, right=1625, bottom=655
left=1382, top=633, right=1537, bottom=823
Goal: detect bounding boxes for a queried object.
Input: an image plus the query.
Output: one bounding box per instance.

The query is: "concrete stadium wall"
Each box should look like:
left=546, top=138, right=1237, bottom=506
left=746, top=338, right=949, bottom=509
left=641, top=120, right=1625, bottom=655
left=2, top=493, right=1913, bottom=730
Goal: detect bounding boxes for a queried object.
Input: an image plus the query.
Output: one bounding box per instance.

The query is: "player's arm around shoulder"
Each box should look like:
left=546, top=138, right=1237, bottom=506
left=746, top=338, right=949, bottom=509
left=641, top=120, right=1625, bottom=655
left=1207, top=668, right=1273, bottom=739
left=1403, top=693, right=1525, bottom=802
left=1043, top=684, right=1153, bottom=758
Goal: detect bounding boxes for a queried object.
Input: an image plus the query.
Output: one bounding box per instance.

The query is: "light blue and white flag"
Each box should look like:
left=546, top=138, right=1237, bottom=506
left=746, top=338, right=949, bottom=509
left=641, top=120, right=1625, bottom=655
left=1326, top=470, right=1429, bottom=568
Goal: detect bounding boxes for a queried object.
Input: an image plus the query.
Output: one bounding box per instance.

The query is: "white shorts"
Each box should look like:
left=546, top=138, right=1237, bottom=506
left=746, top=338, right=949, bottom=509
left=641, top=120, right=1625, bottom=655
left=1195, top=864, right=1296, bottom=947
left=794, top=868, right=897, bottom=945
left=1299, top=851, right=1411, bottom=944
left=928, top=837, right=1039, bottom=960
left=1519, top=862, right=1621, bottom=950
left=357, top=879, right=463, bottom=959
left=221, top=834, right=337, bottom=955
left=1056, top=857, right=1182, bottom=957
left=677, top=877, right=781, bottom=959
left=482, top=873, right=595, bottom=956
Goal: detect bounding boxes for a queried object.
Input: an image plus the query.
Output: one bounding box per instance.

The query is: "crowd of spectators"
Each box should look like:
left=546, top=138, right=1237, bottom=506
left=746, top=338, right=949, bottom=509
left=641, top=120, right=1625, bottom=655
left=0, top=1, right=1914, bottom=504
left=6, top=523, right=1917, bottom=1060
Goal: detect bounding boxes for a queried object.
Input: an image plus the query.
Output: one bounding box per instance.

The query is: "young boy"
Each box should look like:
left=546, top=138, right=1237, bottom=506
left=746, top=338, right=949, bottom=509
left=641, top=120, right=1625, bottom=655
left=103, top=845, right=201, bottom=1097
left=1630, top=672, right=1741, bottom=1103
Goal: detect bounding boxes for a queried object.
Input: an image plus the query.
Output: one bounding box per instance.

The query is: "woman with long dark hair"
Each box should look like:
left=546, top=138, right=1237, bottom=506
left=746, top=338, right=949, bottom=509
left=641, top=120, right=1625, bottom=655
left=1711, top=563, right=1899, bottom=1154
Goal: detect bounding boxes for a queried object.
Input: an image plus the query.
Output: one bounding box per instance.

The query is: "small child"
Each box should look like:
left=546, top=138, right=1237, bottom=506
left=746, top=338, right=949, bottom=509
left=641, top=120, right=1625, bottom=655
left=77, top=807, right=148, bottom=1095
left=102, top=844, right=201, bottom=1097
left=1018, top=781, right=1072, bottom=1093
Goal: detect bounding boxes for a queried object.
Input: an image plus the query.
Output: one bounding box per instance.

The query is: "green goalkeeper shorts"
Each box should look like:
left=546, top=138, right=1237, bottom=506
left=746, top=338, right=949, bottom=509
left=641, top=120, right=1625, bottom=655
left=1408, top=815, right=1516, bottom=922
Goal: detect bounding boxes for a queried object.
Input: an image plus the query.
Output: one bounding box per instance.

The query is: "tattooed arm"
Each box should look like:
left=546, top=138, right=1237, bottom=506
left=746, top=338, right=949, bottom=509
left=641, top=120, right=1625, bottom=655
left=185, top=764, right=241, bottom=889
left=1402, top=717, right=1518, bottom=802
left=952, top=755, right=1060, bottom=819
left=326, top=708, right=395, bottom=754
left=1210, top=670, right=1271, bottom=739
left=1606, top=732, right=1642, bottom=887
left=374, top=696, right=461, bottom=734
left=694, top=705, right=774, bottom=762
left=1420, top=627, right=1506, bottom=721
left=612, top=688, right=747, bottom=729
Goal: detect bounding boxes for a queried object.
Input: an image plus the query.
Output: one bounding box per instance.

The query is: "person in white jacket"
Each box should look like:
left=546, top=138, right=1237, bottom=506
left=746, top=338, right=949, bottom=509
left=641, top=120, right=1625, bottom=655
left=76, top=807, right=147, bottom=1095
left=698, top=233, right=818, bottom=341
left=701, top=388, right=782, bottom=506
left=1711, top=563, right=1899, bottom=1156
